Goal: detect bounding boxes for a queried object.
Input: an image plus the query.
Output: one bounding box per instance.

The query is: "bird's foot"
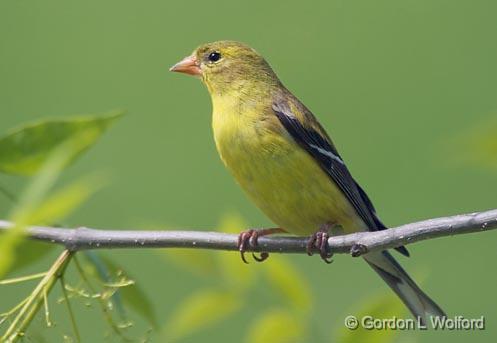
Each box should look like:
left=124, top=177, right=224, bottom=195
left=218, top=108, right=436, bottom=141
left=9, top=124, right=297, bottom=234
left=237, top=228, right=285, bottom=264
left=306, top=225, right=334, bottom=264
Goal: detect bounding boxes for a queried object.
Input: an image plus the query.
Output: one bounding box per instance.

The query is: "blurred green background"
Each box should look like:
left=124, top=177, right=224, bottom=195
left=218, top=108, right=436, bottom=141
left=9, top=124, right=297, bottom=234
left=1, top=0, right=496, bottom=342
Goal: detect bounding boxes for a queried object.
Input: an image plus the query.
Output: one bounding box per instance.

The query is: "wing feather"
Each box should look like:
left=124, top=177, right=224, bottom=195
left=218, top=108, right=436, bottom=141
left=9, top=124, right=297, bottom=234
left=272, top=97, right=409, bottom=256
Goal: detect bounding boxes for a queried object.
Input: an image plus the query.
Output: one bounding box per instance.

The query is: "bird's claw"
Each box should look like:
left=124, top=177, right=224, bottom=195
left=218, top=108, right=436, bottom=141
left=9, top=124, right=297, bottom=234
left=306, top=230, right=333, bottom=264
left=237, top=229, right=269, bottom=263
left=252, top=252, right=269, bottom=262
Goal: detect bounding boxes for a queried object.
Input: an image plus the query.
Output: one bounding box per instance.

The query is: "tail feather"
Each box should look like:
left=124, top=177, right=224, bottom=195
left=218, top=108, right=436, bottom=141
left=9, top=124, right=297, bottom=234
left=364, top=250, right=446, bottom=325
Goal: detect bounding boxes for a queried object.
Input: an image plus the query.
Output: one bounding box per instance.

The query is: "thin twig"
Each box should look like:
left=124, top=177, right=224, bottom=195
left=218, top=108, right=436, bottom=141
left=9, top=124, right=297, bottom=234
left=0, top=209, right=496, bottom=257
left=0, top=298, right=30, bottom=326
left=0, top=273, right=47, bottom=286
left=1, top=250, right=72, bottom=342
left=72, top=256, right=132, bottom=342
left=42, top=287, right=52, bottom=328
left=60, top=276, right=81, bottom=343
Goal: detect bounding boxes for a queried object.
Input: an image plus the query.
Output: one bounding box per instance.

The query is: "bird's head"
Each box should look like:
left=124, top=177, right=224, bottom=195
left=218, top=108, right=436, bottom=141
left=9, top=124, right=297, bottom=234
left=170, top=40, right=280, bottom=95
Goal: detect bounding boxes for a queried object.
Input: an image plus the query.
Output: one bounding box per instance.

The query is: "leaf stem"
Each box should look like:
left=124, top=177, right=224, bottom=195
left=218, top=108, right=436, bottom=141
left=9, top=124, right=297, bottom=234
left=0, top=272, right=47, bottom=285
left=1, top=249, right=72, bottom=342
left=60, top=276, right=81, bottom=342
left=73, top=256, right=133, bottom=342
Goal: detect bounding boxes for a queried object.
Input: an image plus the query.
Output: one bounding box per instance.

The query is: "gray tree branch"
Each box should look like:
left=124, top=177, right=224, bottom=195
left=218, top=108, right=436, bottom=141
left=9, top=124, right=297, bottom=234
left=0, top=209, right=496, bottom=257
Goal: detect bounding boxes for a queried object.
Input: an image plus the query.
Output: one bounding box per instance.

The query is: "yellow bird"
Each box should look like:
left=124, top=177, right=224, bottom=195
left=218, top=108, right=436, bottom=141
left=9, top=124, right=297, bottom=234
left=170, top=40, right=445, bottom=323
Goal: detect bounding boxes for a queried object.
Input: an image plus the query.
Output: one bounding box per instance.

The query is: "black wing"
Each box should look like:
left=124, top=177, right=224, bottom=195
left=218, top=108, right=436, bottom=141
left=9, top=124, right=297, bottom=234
left=272, top=100, right=409, bottom=257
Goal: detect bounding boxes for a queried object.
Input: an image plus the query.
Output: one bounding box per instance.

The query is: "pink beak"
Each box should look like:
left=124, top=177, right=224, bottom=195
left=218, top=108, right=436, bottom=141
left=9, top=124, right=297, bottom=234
left=169, top=54, right=201, bottom=76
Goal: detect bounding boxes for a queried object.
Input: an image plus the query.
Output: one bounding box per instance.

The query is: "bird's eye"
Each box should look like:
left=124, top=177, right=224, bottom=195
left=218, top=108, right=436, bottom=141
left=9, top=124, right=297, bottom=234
left=208, top=51, right=221, bottom=62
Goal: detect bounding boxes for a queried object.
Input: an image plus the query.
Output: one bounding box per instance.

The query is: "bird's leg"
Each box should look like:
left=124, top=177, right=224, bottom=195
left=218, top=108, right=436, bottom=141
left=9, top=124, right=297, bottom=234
left=306, top=223, right=335, bottom=264
left=237, top=227, right=286, bottom=264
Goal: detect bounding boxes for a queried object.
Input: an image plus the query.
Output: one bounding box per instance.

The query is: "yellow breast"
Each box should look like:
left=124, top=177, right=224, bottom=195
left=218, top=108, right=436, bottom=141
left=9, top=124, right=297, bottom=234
left=211, top=95, right=364, bottom=235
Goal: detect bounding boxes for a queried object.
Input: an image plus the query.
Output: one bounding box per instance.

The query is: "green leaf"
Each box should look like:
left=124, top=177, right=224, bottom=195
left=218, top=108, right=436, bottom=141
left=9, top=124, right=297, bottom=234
left=0, top=175, right=101, bottom=277
left=0, top=110, right=123, bottom=176
left=163, top=289, right=243, bottom=342
left=21, top=173, right=106, bottom=225
left=245, top=309, right=306, bottom=343
left=0, top=141, right=70, bottom=277
left=10, top=138, right=82, bottom=221
left=261, top=255, right=312, bottom=313
left=0, top=134, right=104, bottom=277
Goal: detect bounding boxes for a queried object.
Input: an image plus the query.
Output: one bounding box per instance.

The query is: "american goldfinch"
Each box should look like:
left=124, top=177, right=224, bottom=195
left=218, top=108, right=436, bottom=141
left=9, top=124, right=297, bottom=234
left=170, top=41, right=445, bottom=323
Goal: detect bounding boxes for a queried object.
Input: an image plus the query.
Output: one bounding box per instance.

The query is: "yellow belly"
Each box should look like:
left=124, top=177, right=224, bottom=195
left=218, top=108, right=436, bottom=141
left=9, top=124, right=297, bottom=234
left=212, top=105, right=366, bottom=236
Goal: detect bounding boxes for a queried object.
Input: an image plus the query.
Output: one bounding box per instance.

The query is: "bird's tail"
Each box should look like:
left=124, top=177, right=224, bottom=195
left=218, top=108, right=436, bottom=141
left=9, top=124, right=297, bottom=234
left=363, top=250, right=446, bottom=325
